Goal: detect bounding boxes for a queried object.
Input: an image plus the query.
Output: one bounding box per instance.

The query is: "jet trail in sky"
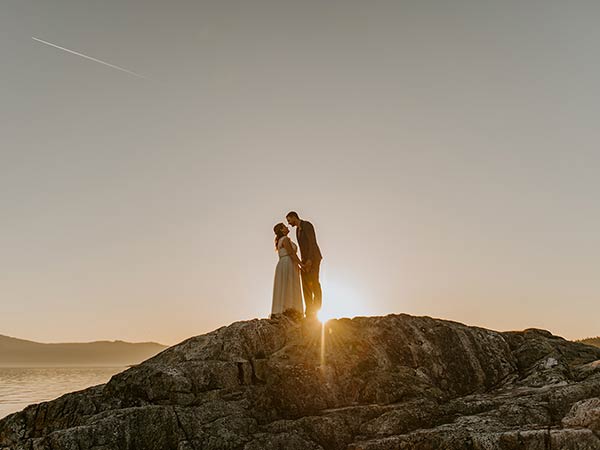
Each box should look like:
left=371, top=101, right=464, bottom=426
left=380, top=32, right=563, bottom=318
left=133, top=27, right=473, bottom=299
left=32, top=37, right=147, bottom=79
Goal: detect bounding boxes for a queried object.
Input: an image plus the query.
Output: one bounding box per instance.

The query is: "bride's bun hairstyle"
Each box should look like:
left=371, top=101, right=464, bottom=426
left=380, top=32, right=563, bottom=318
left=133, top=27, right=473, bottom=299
left=273, top=223, right=287, bottom=250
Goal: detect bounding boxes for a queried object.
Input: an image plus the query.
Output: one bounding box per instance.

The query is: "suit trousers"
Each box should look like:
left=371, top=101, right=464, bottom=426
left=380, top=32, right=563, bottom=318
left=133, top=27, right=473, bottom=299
left=301, top=260, right=322, bottom=317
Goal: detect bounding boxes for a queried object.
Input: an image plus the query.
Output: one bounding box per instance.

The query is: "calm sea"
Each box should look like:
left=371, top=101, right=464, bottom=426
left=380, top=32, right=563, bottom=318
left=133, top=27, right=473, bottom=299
left=0, top=367, right=125, bottom=419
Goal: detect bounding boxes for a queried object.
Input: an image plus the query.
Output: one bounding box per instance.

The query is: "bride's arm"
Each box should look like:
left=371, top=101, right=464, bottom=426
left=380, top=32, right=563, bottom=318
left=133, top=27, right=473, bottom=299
left=282, top=237, right=302, bottom=266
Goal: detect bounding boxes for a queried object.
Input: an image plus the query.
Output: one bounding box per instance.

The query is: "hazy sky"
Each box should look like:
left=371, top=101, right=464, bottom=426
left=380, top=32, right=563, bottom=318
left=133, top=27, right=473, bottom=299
left=2, top=1, right=599, bottom=345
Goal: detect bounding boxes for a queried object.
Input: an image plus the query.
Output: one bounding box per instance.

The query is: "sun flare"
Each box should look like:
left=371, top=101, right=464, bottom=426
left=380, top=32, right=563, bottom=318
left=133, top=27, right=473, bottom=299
left=317, top=308, right=336, bottom=323
left=316, top=279, right=369, bottom=323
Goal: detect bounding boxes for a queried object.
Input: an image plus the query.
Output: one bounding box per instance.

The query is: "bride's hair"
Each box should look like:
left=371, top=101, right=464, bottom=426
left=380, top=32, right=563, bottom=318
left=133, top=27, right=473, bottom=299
left=273, top=223, right=287, bottom=250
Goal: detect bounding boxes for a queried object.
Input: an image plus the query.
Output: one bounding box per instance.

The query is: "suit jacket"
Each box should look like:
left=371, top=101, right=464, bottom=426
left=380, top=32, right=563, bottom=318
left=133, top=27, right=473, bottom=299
left=296, top=220, right=322, bottom=264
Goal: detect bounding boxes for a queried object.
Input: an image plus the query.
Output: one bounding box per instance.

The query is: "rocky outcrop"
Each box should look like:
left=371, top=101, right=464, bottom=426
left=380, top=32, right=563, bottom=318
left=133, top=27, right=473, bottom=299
left=1, top=314, right=600, bottom=450
left=580, top=337, right=600, bottom=349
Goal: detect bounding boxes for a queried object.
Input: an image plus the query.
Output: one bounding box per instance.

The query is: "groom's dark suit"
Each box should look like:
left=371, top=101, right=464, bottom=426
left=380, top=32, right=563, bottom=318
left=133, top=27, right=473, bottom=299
left=296, top=220, right=322, bottom=318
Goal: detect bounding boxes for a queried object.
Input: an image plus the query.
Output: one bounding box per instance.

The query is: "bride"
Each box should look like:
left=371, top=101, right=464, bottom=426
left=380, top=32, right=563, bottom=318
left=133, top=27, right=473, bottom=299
left=271, top=223, right=303, bottom=317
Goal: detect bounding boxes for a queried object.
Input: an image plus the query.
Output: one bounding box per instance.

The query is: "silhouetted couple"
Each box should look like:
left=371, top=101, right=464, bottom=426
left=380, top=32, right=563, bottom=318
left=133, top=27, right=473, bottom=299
left=271, top=211, right=322, bottom=320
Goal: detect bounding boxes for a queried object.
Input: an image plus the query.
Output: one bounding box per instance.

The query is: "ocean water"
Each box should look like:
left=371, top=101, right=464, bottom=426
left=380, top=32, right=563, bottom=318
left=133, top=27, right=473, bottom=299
left=0, top=367, right=125, bottom=419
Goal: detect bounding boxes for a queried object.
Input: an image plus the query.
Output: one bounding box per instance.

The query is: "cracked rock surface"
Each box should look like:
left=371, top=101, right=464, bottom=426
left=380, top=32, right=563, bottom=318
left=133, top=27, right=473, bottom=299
left=1, top=314, right=600, bottom=449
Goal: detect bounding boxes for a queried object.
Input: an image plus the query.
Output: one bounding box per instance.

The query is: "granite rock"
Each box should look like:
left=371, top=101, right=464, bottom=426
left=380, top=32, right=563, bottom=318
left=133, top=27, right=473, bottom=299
left=2, top=314, right=600, bottom=450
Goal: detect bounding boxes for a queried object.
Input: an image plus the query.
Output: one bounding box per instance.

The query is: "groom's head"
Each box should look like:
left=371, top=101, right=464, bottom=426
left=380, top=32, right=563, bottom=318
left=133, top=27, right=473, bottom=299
left=286, top=211, right=300, bottom=227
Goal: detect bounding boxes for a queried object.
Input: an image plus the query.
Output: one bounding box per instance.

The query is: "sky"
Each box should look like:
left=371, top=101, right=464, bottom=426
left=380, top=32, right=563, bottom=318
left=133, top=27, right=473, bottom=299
left=1, top=0, right=599, bottom=345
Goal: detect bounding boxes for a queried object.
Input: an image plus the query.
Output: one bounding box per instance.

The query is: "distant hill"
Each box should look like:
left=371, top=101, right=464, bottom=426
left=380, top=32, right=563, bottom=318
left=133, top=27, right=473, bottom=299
left=0, top=334, right=167, bottom=367
left=577, top=336, right=600, bottom=348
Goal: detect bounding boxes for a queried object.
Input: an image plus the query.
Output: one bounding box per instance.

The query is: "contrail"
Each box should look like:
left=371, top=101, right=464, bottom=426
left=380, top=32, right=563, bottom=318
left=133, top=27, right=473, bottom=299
left=32, top=37, right=146, bottom=79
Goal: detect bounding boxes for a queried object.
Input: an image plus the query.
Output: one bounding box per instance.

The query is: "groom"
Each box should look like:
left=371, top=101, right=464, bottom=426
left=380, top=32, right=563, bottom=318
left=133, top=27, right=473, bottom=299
left=286, top=211, right=323, bottom=319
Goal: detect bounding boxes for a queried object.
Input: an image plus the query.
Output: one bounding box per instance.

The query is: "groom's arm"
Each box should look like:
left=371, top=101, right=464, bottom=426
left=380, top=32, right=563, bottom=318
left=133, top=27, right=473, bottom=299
left=303, top=221, right=318, bottom=267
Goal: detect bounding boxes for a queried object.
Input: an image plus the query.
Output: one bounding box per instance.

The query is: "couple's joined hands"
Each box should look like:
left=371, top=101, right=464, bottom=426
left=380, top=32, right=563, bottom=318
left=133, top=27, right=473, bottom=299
left=299, top=261, right=312, bottom=272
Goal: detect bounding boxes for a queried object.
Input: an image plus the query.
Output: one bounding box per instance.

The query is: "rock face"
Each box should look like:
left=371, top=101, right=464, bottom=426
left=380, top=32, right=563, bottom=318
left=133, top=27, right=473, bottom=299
left=580, top=337, right=600, bottom=349
left=1, top=314, right=600, bottom=450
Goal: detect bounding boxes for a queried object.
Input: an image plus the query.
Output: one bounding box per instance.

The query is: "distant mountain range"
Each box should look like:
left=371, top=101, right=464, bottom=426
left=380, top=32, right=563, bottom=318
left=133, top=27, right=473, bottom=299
left=577, top=336, right=600, bottom=348
left=0, top=334, right=167, bottom=367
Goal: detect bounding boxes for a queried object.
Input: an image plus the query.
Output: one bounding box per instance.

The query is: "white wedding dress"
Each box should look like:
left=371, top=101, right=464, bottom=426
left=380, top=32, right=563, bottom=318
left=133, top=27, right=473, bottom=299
left=271, top=237, right=303, bottom=316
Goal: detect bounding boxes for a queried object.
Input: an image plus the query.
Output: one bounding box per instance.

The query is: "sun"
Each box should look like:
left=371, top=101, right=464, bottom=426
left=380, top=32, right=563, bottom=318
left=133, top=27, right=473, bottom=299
left=316, top=279, right=369, bottom=323
left=317, top=308, right=337, bottom=323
